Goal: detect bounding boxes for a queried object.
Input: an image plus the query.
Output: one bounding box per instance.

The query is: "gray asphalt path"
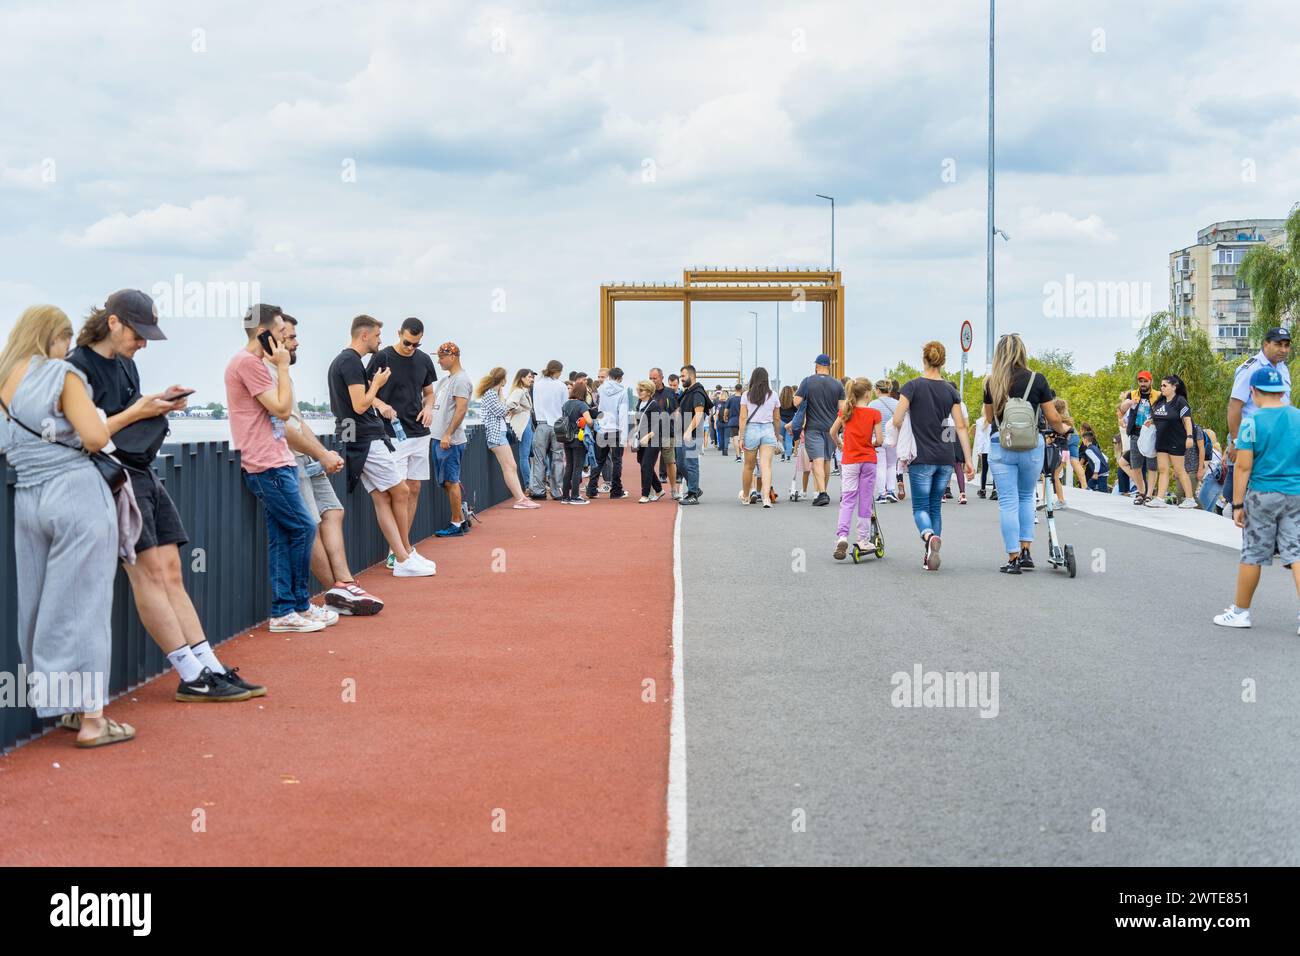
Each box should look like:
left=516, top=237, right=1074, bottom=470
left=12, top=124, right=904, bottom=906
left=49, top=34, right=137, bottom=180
left=679, top=448, right=1300, bottom=865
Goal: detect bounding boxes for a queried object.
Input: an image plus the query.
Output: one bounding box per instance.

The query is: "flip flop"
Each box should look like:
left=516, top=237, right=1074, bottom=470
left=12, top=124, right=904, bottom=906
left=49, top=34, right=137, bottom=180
left=74, top=717, right=136, bottom=749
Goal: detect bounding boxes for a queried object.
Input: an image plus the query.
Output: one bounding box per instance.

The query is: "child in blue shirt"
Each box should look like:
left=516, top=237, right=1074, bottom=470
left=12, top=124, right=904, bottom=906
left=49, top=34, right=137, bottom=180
left=1213, top=366, right=1300, bottom=633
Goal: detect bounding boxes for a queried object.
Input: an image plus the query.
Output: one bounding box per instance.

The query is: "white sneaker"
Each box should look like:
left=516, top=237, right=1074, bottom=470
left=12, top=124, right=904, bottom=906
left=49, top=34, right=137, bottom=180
left=306, top=604, right=340, bottom=627
left=410, top=549, right=437, bottom=569
left=269, top=611, right=327, bottom=633
left=394, top=555, right=436, bottom=577
left=1145, top=497, right=1167, bottom=508
left=1178, top=499, right=1197, bottom=509
left=1213, top=607, right=1251, bottom=628
left=638, top=495, right=651, bottom=503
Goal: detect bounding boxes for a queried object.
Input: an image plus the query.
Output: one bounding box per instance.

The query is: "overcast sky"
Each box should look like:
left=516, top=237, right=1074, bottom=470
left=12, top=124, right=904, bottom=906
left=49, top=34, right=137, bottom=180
left=3, top=0, right=1299, bottom=403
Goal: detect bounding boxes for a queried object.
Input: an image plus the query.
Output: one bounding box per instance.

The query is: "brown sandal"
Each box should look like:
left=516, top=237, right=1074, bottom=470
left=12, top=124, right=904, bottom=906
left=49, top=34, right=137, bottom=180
left=58, top=713, right=82, bottom=732
left=74, top=717, right=136, bottom=749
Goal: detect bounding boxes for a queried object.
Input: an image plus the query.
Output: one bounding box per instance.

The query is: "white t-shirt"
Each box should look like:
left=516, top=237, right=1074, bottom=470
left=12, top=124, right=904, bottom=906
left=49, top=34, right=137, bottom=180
left=743, top=391, right=778, bottom=424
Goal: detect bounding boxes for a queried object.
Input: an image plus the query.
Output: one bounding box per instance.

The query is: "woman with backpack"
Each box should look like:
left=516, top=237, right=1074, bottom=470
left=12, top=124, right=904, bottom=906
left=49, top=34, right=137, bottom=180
left=983, top=334, right=1070, bottom=573
left=891, top=342, right=974, bottom=571
left=558, top=379, right=595, bottom=504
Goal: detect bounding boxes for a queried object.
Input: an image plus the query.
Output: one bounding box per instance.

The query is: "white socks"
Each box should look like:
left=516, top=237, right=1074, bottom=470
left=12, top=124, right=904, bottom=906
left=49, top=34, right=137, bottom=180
left=191, top=640, right=226, bottom=675
left=167, top=645, right=204, bottom=682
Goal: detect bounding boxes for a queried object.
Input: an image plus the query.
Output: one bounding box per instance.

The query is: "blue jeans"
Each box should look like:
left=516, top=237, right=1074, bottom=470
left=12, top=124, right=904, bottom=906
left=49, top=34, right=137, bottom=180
left=783, top=428, right=794, bottom=458
left=677, top=431, right=701, bottom=496
left=907, top=463, right=953, bottom=538
left=243, top=465, right=316, bottom=618
left=987, top=436, right=1044, bottom=553
left=517, top=420, right=534, bottom=489
left=584, top=428, right=596, bottom=468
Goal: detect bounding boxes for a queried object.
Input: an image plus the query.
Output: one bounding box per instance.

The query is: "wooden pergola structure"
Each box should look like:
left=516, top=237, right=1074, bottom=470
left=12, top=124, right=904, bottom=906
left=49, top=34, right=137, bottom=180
left=599, top=268, right=845, bottom=379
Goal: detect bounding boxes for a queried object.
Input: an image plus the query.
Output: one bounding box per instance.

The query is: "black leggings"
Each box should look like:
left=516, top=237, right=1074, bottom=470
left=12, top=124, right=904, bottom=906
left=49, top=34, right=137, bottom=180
left=638, top=446, right=663, bottom=497
left=979, top=453, right=989, bottom=491
left=562, top=444, right=585, bottom=500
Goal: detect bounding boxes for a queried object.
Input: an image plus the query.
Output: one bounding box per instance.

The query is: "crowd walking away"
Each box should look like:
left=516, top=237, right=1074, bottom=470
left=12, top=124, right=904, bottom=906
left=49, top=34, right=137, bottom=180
left=5, top=291, right=1300, bottom=753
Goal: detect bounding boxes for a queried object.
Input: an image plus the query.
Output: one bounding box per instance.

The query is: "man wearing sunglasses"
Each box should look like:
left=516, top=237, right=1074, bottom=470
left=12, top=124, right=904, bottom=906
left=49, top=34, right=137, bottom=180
left=367, top=317, right=438, bottom=568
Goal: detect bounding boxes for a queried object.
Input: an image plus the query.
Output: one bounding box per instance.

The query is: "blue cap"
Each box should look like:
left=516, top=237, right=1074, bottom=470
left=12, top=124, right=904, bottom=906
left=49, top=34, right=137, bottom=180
left=814, top=353, right=832, bottom=367
left=1250, top=366, right=1286, bottom=392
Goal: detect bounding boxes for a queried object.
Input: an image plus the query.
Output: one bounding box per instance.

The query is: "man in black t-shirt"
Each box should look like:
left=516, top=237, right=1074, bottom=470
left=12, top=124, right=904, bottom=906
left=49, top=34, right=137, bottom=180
left=649, top=367, right=679, bottom=492
left=367, top=317, right=437, bottom=561
left=676, top=364, right=710, bottom=504
left=69, top=289, right=260, bottom=702
left=792, top=355, right=847, bottom=506
left=327, top=315, right=434, bottom=578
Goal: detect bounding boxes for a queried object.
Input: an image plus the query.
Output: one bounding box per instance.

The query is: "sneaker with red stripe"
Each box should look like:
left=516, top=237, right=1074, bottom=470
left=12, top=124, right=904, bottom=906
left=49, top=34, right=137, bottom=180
left=325, top=581, right=384, bottom=616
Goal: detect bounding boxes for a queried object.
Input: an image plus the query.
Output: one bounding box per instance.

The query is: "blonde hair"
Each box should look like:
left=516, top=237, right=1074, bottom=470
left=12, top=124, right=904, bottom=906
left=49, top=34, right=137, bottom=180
left=1053, top=397, right=1074, bottom=428
left=987, top=333, right=1030, bottom=418
left=0, top=305, right=73, bottom=388
left=841, top=376, right=874, bottom=424
left=922, top=340, right=946, bottom=369
left=636, top=379, right=655, bottom=399
left=475, top=366, right=506, bottom=398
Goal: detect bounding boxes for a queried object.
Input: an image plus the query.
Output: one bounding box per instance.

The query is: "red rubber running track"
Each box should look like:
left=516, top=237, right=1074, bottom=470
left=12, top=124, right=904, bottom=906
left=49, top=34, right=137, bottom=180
left=0, top=462, right=676, bottom=866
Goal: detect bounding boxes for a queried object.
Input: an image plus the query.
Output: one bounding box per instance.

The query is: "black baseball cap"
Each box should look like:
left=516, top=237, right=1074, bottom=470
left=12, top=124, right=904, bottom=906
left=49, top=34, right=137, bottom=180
left=1264, top=327, right=1292, bottom=343
left=105, top=289, right=166, bottom=341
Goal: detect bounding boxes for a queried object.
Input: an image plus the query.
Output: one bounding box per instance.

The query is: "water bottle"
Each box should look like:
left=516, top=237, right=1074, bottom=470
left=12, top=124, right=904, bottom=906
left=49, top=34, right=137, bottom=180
left=392, top=417, right=407, bottom=442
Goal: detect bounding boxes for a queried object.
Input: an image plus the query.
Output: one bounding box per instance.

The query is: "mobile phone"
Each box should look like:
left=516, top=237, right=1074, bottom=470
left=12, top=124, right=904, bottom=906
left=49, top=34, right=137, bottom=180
left=164, top=388, right=196, bottom=401
left=257, top=329, right=275, bottom=355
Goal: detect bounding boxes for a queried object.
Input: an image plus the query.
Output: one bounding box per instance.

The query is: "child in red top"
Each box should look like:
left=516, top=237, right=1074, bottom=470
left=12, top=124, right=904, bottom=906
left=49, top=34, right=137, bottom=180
left=828, top=377, right=883, bottom=560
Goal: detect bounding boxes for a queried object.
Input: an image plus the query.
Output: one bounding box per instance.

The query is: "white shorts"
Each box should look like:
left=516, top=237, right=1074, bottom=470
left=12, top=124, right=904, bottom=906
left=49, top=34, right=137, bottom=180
left=360, top=439, right=404, bottom=494
left=391, top=434, right=432, bottom=482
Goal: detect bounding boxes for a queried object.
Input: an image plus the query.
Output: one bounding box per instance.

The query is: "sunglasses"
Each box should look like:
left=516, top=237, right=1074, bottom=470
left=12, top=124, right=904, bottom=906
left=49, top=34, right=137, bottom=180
left=399, top=339, right=422, bottom=349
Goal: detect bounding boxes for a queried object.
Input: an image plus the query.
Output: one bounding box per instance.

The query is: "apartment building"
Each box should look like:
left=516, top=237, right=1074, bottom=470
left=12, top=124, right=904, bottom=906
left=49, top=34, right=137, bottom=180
left=1168, top=218, right=1286, bottom=358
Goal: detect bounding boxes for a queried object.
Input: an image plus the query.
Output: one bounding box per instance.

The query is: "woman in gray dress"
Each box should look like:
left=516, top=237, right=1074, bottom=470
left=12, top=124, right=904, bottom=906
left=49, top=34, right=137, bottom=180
left=0, top=305, right=129, bottom=747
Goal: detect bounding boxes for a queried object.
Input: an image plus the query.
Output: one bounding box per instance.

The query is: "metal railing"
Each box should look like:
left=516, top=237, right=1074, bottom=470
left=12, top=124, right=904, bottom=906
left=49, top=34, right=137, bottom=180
left=0, top=427, right=509, bottom=752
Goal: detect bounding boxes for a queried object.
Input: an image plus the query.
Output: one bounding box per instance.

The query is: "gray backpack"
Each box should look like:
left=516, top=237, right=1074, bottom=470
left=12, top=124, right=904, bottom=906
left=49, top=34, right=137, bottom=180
left=997, top=372, right=1039, bottom=451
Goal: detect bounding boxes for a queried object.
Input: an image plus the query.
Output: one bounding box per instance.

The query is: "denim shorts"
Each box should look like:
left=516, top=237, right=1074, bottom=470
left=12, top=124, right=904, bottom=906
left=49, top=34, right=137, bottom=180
left=744, top=422, right=779, bottom=449
left=434, top=441, right=465, bottom=485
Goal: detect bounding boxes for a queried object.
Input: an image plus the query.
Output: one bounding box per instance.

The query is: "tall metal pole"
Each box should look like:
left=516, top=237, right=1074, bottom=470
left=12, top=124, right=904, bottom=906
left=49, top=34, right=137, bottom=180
left=737, top=337, right=744, bottom=384
left=749, top=311, right=759, bottom=373
left=985, top=0, right=996, bottom=366
left=816, top=194, right=836, bottom=271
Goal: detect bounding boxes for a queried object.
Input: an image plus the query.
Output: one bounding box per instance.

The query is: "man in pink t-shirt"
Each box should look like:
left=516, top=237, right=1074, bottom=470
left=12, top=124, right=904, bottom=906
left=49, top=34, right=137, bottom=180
left=223, top=305, right=328, bottom=634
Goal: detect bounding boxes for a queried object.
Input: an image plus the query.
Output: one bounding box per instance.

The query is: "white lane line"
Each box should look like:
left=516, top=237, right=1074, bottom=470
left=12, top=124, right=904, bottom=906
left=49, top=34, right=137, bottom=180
left=666, top=505, right=687, bottom=867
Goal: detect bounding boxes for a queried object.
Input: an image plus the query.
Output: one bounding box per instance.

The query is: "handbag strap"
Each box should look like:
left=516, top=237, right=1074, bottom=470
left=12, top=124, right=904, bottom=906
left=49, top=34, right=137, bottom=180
left=0, top=392, right=82, bottom=452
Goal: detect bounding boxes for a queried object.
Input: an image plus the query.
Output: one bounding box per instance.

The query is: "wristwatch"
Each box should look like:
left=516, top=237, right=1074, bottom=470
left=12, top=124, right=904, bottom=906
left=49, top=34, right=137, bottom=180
left=1232, top=503, right=1245, bottom=512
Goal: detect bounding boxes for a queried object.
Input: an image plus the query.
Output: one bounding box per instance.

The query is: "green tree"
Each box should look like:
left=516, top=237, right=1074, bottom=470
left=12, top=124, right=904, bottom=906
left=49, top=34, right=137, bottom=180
left=208, top=402, right=226, bottom=420
left=1239, top=205, right=1300, bottom=345
left=1128, top=310, right=1234, bottom=439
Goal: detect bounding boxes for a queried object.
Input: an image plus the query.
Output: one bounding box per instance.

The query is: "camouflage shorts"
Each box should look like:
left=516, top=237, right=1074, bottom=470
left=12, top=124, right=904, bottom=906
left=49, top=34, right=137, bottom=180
left=1241, top=489, right=1300, bottom=566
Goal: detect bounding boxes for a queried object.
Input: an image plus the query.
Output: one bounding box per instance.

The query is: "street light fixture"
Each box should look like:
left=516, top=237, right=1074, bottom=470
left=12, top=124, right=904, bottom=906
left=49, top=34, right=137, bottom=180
left=815, top=194, right=836, bottom=271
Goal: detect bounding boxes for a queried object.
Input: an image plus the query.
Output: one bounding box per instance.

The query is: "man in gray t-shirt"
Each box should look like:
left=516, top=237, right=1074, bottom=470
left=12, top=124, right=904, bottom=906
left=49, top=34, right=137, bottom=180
left=792, top=354, right=846, bottom=505
left=431, top=342, right=474, bottom=536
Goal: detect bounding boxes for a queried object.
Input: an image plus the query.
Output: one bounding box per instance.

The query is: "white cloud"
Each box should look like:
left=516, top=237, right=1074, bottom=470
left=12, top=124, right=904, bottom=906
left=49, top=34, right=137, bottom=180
left=70, top=196, right=249, bottom=256
left=1015, top=206, right=1117, bottom=243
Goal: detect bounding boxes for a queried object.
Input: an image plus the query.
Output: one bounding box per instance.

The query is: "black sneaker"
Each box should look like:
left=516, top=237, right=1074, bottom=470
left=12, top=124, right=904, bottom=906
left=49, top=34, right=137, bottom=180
left=176, top=667, right=252, bottom=703
left=1017, top=549, right=1035, bottom=571
left=680, top=494, right=699, bottom=505
left=1000, top=556, right=1022, bottom=574
left=813, top=492, right=831, bottom=507
left=220, top=666, right=267, bottom=698
left=609, top=490, right=629, bottom=499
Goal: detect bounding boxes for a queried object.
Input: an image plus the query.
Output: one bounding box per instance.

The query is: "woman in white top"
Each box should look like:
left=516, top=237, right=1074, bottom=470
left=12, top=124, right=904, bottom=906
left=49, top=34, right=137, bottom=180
left=505, top=368, right=535, bottom=490
left=737, top=366, right=782, bottom=508
left=973, top=414, right=993, bottom=498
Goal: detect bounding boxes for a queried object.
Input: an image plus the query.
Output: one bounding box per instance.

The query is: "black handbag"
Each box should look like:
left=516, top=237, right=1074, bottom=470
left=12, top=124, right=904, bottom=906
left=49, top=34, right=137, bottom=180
left=0, top=393, right=128, bottom=492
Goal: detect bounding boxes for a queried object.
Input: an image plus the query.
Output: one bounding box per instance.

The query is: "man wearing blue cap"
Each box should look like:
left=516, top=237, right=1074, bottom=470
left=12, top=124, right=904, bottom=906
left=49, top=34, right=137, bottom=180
left=790, top=354, right=845, bottom=506
left=1213, top=364, right=1300, bottom=633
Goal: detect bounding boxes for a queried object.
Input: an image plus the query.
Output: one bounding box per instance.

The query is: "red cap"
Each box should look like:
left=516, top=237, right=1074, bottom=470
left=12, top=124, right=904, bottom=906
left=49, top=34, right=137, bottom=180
left=1137, top=370, right=1152, bottom=382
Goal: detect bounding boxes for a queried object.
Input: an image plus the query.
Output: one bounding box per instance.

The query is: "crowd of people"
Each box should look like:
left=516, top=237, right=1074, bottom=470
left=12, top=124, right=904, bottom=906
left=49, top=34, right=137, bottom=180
left=3, top=290, right=1298, bottom=749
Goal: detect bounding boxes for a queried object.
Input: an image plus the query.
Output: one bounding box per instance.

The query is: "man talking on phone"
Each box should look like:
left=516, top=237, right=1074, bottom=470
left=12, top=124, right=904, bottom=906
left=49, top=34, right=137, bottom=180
left=71, top=289, right=262, bottom=702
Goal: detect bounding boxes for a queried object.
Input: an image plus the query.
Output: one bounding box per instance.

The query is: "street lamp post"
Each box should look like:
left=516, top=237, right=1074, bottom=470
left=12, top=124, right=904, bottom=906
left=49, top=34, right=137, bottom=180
left=985, top=0, right=995, bottom=366
left=816, top=194, right=836, bottom=271
left=736, top=337, right=744, bottom=384
left=748, top=310, right=759, bottom=373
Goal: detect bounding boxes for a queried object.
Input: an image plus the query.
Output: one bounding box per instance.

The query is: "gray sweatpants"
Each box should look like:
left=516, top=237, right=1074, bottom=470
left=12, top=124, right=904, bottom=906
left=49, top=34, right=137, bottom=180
left=15, top=467, right=118, bottom=717
left=528, top=421, right=565, bottom=497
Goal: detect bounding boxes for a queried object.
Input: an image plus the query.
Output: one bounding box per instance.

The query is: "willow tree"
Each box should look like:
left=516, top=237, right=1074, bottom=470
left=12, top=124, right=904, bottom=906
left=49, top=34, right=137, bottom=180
left=1239, top=205, right=1300, bottom=344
